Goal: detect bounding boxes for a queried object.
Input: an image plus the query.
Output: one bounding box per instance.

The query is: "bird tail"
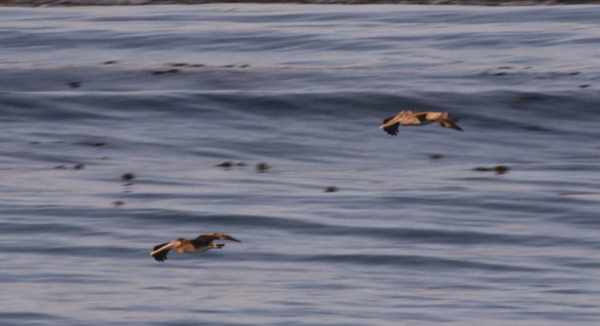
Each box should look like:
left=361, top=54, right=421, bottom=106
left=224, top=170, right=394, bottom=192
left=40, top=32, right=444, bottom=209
left=436, top=119, right=464, bottom=132
left=212, top=243, right=225, bottom=249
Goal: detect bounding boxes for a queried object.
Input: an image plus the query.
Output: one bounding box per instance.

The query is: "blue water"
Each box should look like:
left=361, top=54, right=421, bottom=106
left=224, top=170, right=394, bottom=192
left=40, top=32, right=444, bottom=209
left=1, top=4, right=600, bottom=325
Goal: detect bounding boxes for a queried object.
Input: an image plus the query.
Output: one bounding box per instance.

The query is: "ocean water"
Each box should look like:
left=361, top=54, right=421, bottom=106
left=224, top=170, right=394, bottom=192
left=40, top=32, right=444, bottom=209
left=1, top=4, right=600, bottom=325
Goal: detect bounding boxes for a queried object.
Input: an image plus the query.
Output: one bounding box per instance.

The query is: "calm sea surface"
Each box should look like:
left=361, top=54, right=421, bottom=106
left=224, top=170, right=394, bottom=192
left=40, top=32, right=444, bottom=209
left=1, top=4, right=600, bottom=325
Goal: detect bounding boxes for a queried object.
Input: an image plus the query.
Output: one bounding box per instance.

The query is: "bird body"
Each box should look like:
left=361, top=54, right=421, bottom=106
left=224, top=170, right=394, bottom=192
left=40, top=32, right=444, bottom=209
left=151, top=233, right=241, bottom=262
left=380, top=111, right=463, bottom=135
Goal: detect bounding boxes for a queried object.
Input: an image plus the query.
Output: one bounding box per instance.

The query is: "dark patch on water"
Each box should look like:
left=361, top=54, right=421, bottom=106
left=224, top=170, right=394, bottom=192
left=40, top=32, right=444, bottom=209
left=0, top=312, right=61, bottom=322
left=74, top=142, right=107, bottom=147
left=306, top=254, right=541, bottom=272
left=471, top=165, right=510, bottom=174
left=151, top=69, right=179, bottom=75
left=121, top=172, right=135, bottom=181
left=255, top=162, right=271, bottom=173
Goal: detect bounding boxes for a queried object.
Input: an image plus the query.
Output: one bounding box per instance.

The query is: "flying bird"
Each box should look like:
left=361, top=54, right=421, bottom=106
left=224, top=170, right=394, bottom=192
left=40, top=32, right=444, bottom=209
left=380, top=111, right=463, bottom=135
left=151, top=233, right=241, bottom=262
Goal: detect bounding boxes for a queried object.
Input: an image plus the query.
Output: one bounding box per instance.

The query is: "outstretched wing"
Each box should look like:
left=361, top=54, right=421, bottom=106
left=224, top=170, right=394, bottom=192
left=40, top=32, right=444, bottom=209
left=423, top=112, right=447, bottom=121
left=199, top=233, right=242, bottom=243
left=381, top=111, right=462, bottom=134
left=381, top=111, right=423, bottom=133
left=424, top=112, right=462, bottom=131
left=381, top=117, right=400, bottom=136
left=435, top=119, right=464, bottom=132
left=151, top=240, right=180, bottom=262
left=413, top=112, right=432, bottom=123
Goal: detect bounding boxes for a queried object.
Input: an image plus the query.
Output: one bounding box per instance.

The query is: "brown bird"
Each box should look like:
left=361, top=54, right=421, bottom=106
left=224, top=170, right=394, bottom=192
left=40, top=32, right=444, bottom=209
left=380, top=111, right=463, bottom=135
left=150, top=233, right=241, bottom=262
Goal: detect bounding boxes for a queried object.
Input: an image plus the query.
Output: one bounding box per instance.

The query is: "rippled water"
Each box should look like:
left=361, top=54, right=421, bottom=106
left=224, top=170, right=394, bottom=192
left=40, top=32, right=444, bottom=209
left=1, top=4, right=600, bottom=325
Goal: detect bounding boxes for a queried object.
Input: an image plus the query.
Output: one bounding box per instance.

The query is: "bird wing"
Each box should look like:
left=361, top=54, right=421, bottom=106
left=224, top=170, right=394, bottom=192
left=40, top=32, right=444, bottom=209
left=381, top=111, right=461, bottom=134
left=150, top=240, right=181, bottom=262
left=395, top=111, right=423, bottom=125
left=419, top=111, right=463, bottom=131
left=200, top=233, right=242, bottom=243
left=435, top=119, right=464, bottom=132
left=380, top=111, right=420, bottom=135
left=413, top=112, right=438, bottom=123
left=381, top=117, right=400, bottom=135
left=423, top=112, right=447, bottom=121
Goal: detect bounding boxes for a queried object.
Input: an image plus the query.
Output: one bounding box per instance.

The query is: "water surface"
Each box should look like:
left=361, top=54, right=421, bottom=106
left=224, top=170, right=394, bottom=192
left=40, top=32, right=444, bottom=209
left=1, top=4, right=600, bottom=325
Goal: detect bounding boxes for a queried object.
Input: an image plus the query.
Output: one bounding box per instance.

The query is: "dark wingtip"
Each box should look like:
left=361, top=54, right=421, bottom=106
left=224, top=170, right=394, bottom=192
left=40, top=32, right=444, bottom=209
left=439, top=119, right=463, bottom=132
left=221, top=234, right=241, bottom=242
left=152, top=244, right=170, bottom=262
left=153, top=254, right=166, bottom=262
left=382, top=122, right=399, bottom=136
